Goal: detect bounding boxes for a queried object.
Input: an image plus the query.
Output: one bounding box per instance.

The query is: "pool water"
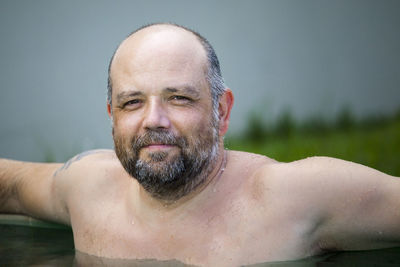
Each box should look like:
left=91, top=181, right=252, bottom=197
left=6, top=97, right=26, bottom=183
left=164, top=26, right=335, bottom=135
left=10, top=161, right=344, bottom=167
left=0, top=224, right=74, bottom=266
left=1, top=216, right=400, bottom=266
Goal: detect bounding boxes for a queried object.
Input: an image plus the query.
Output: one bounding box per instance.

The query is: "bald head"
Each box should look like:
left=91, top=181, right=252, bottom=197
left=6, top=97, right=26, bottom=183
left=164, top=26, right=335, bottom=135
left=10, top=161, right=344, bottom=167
left=107, top=23, right=226, bottom=116
left=114, top=24, right=206, bottom=70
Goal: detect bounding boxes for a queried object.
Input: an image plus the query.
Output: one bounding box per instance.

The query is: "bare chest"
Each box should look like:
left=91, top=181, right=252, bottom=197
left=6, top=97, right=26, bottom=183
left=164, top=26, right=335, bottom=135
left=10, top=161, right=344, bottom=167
left=71, top=198, right=314, bottom=266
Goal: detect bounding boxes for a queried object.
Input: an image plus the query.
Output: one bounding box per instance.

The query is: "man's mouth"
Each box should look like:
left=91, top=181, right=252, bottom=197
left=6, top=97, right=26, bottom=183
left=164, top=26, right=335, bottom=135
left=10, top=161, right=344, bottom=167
left=142, top=144, right=176, bottom=151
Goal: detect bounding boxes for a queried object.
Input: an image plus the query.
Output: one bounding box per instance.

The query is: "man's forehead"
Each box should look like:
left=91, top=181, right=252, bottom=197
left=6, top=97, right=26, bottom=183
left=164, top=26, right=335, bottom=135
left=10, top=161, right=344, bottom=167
left=112, top=25, right=207, bottom=72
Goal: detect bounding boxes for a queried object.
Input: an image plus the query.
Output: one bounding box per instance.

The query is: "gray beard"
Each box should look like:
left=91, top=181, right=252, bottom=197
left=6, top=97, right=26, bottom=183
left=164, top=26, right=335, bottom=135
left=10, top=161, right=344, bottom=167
left=114, top=126, right=220, bottom=201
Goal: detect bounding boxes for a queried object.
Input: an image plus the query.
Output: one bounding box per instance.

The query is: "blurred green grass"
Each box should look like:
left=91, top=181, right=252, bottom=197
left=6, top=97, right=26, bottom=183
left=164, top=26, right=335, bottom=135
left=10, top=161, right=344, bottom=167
left=225, top=109, right=400, bottom=176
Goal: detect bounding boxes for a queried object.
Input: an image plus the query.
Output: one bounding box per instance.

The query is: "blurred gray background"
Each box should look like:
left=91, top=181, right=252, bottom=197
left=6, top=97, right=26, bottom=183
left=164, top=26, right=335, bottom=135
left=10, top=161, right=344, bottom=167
left=1, top=0, right=399, bottom=162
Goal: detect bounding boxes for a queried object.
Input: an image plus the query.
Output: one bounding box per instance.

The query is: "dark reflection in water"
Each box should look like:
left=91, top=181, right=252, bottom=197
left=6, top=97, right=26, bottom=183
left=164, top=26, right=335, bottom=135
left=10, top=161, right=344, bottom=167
left=0, top=224, right=74, bottom=266
left=1, top=224, right=400, bottom=266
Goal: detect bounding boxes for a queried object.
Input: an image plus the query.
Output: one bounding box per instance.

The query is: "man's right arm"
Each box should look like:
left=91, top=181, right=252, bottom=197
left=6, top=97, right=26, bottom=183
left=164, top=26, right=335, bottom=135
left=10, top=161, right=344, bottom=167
left=0, top=158, right=69, bottom=225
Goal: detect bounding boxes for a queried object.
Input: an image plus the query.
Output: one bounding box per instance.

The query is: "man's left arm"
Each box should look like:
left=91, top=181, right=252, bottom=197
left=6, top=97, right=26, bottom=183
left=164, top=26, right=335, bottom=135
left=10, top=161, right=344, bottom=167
left=298, top=157, right=400, bottom=252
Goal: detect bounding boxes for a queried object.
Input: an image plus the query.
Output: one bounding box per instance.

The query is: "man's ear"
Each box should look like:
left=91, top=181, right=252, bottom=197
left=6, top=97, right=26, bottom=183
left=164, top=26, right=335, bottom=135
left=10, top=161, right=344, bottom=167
left=107, top=102, right=112, bottom=118
left=218, top=89, right=234, bottom=136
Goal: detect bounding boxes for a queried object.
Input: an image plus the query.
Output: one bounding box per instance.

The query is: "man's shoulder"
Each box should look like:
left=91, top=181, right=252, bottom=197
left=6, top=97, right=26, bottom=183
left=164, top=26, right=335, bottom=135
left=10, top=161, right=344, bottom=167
left=53, top=149, right=130, bottom=204
left=53, top=149, right=125, bottom=184
left=58, top=149, right=119, bottom=168
left=226, top=150, right=280, bottom=193
left=241, top=156, right=334, bottom=230
left=66, top=149, right=118, bottom=163
left=228, top=150, right=278, bottom=166
left=252, top=155, right=376, bottom=203
left=254, top=155, right=347, bottom=178
left=237, top=155, right=338, bottom=198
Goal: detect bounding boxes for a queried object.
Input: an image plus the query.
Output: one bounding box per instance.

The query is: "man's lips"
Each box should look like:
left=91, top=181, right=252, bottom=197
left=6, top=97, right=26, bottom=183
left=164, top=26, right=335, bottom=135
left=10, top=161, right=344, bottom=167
left=142, top=144, right=176, bottom=150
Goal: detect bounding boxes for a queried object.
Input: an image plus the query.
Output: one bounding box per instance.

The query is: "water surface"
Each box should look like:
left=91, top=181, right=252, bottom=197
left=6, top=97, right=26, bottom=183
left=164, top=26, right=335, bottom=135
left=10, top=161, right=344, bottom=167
left=1, top=224, right=400, bottom=266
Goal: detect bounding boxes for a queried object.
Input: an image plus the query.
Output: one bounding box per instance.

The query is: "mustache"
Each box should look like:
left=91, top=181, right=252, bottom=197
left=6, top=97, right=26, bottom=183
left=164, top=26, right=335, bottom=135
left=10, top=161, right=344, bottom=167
left=132, top=130, right=186, bottom=150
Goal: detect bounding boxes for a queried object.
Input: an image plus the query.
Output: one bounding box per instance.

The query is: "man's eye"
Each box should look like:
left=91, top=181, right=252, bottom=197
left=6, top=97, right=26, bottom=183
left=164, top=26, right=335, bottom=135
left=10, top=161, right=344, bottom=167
left=170, top=95, right=191, bottom=102
left=124, top=99, right=142, bottom=107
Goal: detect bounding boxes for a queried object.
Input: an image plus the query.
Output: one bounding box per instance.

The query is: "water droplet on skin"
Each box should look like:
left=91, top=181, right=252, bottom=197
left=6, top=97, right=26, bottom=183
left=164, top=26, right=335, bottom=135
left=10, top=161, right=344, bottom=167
left=131, top=220, right=135, bottom=225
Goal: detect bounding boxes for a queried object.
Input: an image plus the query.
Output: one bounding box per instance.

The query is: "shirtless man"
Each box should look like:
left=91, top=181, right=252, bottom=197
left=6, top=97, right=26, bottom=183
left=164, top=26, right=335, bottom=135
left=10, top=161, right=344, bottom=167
left=1, top=23, right=399, bottom=266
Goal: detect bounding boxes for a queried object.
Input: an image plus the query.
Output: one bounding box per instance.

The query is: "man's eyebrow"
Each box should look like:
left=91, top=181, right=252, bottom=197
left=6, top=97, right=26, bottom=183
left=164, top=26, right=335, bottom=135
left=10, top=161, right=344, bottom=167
left=164, top=86, right=200, bottom=97
left=116, top=91, right=143, bottom=102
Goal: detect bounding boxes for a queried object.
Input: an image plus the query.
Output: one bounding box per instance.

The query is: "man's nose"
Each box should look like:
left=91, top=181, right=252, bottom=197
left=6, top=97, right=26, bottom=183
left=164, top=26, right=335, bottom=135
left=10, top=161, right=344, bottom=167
left=143, top=98, right=171, bottom=130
